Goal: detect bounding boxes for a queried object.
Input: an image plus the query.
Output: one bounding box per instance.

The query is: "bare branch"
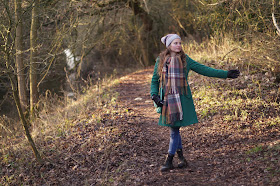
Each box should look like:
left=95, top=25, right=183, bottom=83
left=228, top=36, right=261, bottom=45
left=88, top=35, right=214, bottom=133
left=143, top=0, right=149, bottom=13
left=272, top=13, right=280, bottom=36
left=207, top=0, right=227, bottom=6
left=198, top=0, right=227, bottom=6
left=93, top=0, right=125, bottom=9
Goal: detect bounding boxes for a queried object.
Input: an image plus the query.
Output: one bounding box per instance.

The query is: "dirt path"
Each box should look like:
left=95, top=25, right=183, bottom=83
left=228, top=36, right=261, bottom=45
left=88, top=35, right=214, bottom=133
left=112, top=68, right=220, bottom=185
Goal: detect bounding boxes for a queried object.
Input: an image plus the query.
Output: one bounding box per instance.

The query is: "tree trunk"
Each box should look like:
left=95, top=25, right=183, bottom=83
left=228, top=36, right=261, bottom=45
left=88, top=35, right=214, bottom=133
left=138, top=32, right=150, bottom=67
left=15, top=0, right=28, bottom=112
left=30, top=0, right=39, bottom=118
left=9, top=74, right=42, bottom=164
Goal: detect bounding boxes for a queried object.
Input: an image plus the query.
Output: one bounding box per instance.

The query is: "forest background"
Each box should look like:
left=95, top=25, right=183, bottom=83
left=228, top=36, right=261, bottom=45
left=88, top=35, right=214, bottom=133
left=0, top=0, right=280, bottom=185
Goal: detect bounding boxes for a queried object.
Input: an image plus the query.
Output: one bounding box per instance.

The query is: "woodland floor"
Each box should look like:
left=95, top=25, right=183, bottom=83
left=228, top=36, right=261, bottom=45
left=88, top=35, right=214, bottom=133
left=1, top=67, right=280, bottom=185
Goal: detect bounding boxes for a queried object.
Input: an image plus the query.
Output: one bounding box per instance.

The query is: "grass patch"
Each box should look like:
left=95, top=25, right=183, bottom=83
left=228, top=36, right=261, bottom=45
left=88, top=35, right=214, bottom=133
left=246, top=145, right=264, bottom=155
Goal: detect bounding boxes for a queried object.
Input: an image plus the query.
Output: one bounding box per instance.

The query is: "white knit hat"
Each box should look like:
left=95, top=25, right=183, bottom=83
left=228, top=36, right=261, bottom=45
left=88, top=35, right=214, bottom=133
left=161, top=34, right=181, bottom=47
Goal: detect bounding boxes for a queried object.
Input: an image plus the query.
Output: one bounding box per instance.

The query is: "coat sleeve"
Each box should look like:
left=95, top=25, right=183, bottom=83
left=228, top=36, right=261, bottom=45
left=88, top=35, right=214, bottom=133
left=188, top=55, right=228, bottom=79
left=150, top=58, right=160, bottom=97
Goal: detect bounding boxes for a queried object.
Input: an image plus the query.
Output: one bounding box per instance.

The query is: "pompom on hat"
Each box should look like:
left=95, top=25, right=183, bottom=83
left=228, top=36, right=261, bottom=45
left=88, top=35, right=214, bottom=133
left=161, top=34, right=181, bottom=47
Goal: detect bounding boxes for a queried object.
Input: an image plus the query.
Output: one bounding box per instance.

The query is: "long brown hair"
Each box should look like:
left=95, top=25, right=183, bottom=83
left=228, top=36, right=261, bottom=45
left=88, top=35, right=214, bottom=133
left=157, top=48, right=187, bottom=76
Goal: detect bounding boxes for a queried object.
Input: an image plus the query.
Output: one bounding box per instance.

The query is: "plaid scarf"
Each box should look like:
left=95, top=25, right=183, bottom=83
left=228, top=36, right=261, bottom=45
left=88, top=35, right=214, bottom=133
left=161, top=55, right=188, bottom=124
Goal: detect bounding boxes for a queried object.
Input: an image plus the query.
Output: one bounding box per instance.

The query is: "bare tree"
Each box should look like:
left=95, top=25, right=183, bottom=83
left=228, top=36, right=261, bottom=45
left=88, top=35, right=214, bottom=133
left=0, top=0, right=42, bottom=163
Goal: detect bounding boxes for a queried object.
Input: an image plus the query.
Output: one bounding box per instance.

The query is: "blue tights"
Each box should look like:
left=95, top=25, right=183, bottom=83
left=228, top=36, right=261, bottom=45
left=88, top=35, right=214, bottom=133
left=168, top=127, right=182, bottom=155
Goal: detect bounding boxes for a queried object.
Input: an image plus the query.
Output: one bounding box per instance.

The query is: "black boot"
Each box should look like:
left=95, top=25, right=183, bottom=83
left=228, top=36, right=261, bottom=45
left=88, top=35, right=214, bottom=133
left=177, top=149, right=188, bottom=168
left=160, top=154, right=174, bottom=172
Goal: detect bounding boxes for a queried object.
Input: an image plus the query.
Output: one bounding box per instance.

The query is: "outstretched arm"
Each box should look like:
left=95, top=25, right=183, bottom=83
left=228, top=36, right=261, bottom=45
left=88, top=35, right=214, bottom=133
left=188, top=56, right=229, bottom=78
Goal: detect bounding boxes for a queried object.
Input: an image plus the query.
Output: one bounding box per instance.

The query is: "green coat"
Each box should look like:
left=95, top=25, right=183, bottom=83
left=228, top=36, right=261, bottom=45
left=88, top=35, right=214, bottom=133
left=150, top=54, right=228, bottom=127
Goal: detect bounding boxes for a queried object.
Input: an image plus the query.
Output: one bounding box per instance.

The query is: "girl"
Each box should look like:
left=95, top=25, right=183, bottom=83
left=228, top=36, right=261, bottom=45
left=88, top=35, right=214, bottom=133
left=150, top=34, right=239, bottom=172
